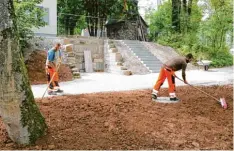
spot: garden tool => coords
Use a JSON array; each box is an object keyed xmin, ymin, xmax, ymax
[
  {"xmin": 41, "ymin": 62, "xmax": 61, "ymax": 99},
  {"xmin": 174, "ymin": 76, "xmax": 227, "ymax": 109}
]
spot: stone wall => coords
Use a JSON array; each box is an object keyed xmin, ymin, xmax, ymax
[
  {"xmin": 106, "ymin": 21, "xmax": 138, "ymax": 40},
  {"xmin": 63, "ymin": 36, "xmax": 104, "ymax": 72},
  {"xmin": 29, "ymin": 36, "xmax": 105, "ymax": 72}
]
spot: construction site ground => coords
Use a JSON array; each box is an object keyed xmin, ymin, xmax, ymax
[
  {"xmin": 0, "ymin": 86, "xmax": 232, "ymax": 150},
  {"xmin": 0, "ymin": 50, "xmax": 233, "ymax": 150}
]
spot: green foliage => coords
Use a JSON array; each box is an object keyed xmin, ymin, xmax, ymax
[
  {"xmin": 148, "ymin": 0, "xmax": 233, "ymax": 67},
  {"xmin": 105, "ymin": 0, "xmax": 139, "ymax": 21},
  {"xmin": 147, "ymin": 1, "xmax": 172, "ymax": 40},
  {"xmin": 74, "ymin": 15, "xmax": 87, "ymax": 35},
  {"xmin": 57, "ymin": 0, "xmax": 140, "ymax": 36},
  {"xmin": 14, "ymin": 0, "xmax": 46, "ymax": 50},
  {"xmin": 210, "ymin": 52, "xmax": 233, "ymax": 67},
  {"xmin": 57, "ymin": 0, "xmax": 84, "ymax": 35}
]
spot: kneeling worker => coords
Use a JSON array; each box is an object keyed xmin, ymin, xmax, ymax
[{"xmin": 152, "ymin": 53, "xmax": 193, "ymax": 101}]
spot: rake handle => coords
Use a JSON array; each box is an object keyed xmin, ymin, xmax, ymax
[
  {"xmin": 174, "ymin": 76, "xmax": 220, "ymax": 102},
  {"xmin": 41, "ymin": 63, "xmax": 61, "ymax": 99}
]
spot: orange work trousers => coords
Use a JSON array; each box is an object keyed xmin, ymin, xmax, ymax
[
  {"xmin": 46, "ymin": 66, "xmax": 59, "ymax": 89},
  {"xmin": 153, "ymin": 67, "xmax": 175, "ymax": 93}
]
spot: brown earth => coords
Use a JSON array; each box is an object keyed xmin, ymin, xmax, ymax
[
  {"xmin": 25, "ymin": 50, "xmax": 73, "ymax": 85},
  {"xmin": 0, "ymin": 86, "xmax": 233, "ymax": 150}
]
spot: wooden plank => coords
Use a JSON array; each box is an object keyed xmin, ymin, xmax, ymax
[{"xmin": 84, "ymin": 50, "xmax": 93, "ymax": 73}]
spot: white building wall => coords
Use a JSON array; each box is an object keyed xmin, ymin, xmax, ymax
[{"xmin": 33, "ymin": 0, "xmax": 57, "ymax": 36}]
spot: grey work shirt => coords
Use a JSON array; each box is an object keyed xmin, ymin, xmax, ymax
[{"xmin": 164, "ymin": 56, "xmax": 187, "ymax": 80}]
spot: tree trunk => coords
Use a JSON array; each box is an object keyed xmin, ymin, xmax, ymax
[
  {"xmin": 172, "ymin": 0, "xmax": 181, "ymax": 32},
  {"xmin": 187, "ymin": 0, "xmax": 193, "ymax": 31},
  {"xmin": 0, "ymin": 0, "xmax": 47, "ymax": 144}
]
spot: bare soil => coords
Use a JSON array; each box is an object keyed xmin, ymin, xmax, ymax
[
  {"xmin": 0, "ymin": 86, "xmax": 233, "ymax": 150},
  {"xmin": 25, "ymin": 50, "xmax": 73, "ymax": 85}
]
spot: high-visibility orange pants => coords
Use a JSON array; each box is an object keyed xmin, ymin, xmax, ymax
[
  {"xmin": 46, "ymin": 66, "xmax": 59, "ymax": 89},
  {"xmin": 153, "ymin": 67, "xmax": 175, "ymax": 93}
]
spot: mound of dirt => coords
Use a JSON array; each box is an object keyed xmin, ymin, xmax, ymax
[
  {"xmin": 25, "ymin": 50, "xmax": 73, "ymax": 85},
  {"xmin": 0, "ymin": 86, "xmax": 232, "ymax": 150}
]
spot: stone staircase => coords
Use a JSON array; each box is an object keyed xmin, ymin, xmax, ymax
[
  {"xmin": 63, "ymin": 52, "xmax": 81, "ymax": 79},
  {"xmin": 104, "ymin": 40, "xmax": 132, "ymax": 75},
  {"xmin": 122, "ymin": 40, "xmax": 162, "ymax": 73}
]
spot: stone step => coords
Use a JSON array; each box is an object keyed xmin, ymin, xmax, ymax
[
  {"xmin": 150, "ymin": 70, "xmax": 160, "ymax": 73},
  {"xmin": 142, "ymin": 60, "xmax": 162, "ymax": 64},
  {"xmin": 134, "ymin": 54, "xmax": 154, "ymax": 57},
  {"xmin": 123, "ymin": 70, "xmax": 132, "ymax": 76},
  {"xmin": 150, "ymin": 68, "xmax": 161, "ymax": 71},
  {"xmin": 73, "ymin": 72, "xmax": 80, "ymax": 76},
  {"xmin": 73, "ymin": 72, "xmax": 81, "ymax": 79},
  {"xmin": 140, "ymin": 58, "xmax": 160, "ymax": 62},
  {"xmin": 69, "ymin": 64, "xmax": 76, "ymax": 68},
  {"xmin": 120, "ymin": 66, "xmax": 128, "ymax": 70},
  {"xmin": 72, "ymin": 68, "xmax": 79, "ymax": 72},
  {"xmin": 134, "ymin": 53, "xmax": 153, "ymax": 57},
  {"xmin": 128, "ymin": 46, "xmax": 146, "ymax": 49},
  {"xmin": 138, "ymin": 56, "xmax": 157, "ymax": 59},
  {"xmin": 145, "ymin": 64, "xmax": 162, "ymax": 68},
  {"xmin": 132, "ymin": 49, "xmax": 151, "ymax": 52},
  {"xmin": 131, "ymin": 48, "xmax": 150, "ymax": 51}
]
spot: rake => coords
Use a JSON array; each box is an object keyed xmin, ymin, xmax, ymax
[
  {"xmin": 41, "ymin": 63, "xmax": 61, "ymax": 99},
  {"xmin": 175, "ymin": 76, "xmax": 227, "ymax": 109}
]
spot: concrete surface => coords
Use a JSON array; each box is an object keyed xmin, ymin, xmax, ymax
[{"xmin": 32, "ymin": 66, "xmax": 233, "ymax": 98}]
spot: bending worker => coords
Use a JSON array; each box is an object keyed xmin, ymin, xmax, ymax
[
  {"xmin": 46, "ymin": 43, "xmax": 63, "ymax": 95},
  {"xmin": 152, "ymin": 53, "xmax": 193, "ymax": 101}
]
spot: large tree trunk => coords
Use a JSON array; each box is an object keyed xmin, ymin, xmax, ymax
[
  {"xmin": 0, "ymin": 0, "xmax": 47, "ymax": 144},
  {"xmin": 172, "ymin": 0, "xmax": 181, "ymax": 32}
]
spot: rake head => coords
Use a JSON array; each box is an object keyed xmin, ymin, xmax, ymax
[{"xmin": 219, "ymin": 98, "xmax": 227, "ymax": 109}]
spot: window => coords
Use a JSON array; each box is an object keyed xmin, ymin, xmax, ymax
[
  {"xmin": 37, "ymin": 6, "xmax": 50, "ymax": 25},
  {"xmin": 43, "ymin": 8, "xmax": 49, "ymax": 25}
]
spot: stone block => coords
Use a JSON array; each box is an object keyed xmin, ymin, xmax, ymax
[
  {"xmin": 69, "ymin": 64, "xmax": 76, "ymax": 68},
  {"xmin": 63, "ymin": 44, "xmax": 73, "ymax": 52},
  {"xmin": 109, "ymin": 44, "xmax": 116, "ymax": 48},
  {"xmin": 123, "ymin": 70, "xmax": 132, "ymax": 76},
  {"xmin": 121, "ymin": 66, "xmax": 127, "ymax": 70},
  {"xmin": 116, "ymin": 62, "xmax": 123, "ymax": 66},
  {"xmin": 63, "ymin": 39, "xmax": 70, "ymax": 45},
  {"xmin": 73, "ymin": 72, "xmax": 80, "ymax": 76},
  {"xmin": 80, "ymin": 40, "xmax": 86, "ymax": 44},
  {"xmin": 67, "ymin": 53, "xmax": 75, "ymax": 57},
  {"xmin": 94, "ymin": 59, "xmax": 103, "ymax": 63},
  {"xmin": 93, "ymin": 54, "xmax": 100, "ymax": 59},
  {"xmin": 72, "ymin": 68, "xmax": 79, "ymax": 72},
  {"xmin": 115, "ymin": 53, "xmax": 122, "ymax": 62},
  {"xmin": 111, "ymin": 48, "xmax": 118, "ymax": 53}
]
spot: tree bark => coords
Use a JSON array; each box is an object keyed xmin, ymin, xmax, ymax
[
  {"xmin": 0, "ymin": 0, "xmax": 47, "ymax": 144},
  {"xmin": 172, "ymin": 0, "xmax": 181, "ymax": 32}
]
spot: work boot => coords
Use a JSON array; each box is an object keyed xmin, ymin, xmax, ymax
[
  {"xmin": 56, "ymin": 89, "xmax": 64, "ymax": 93},
  {"xmin": 48, "ymin": 91, "xmax": 57, "ymax": 95},
  {"xmin": 152, "ymin": 89, "xmax": 158, "ymax": 100},
  {"xmin": 170, "ymin": 97, "xmax": 179, "ymax": 101},
  {"xmin": 152, "ymin": 94, "xmax": 157, "ymax": 100}
]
